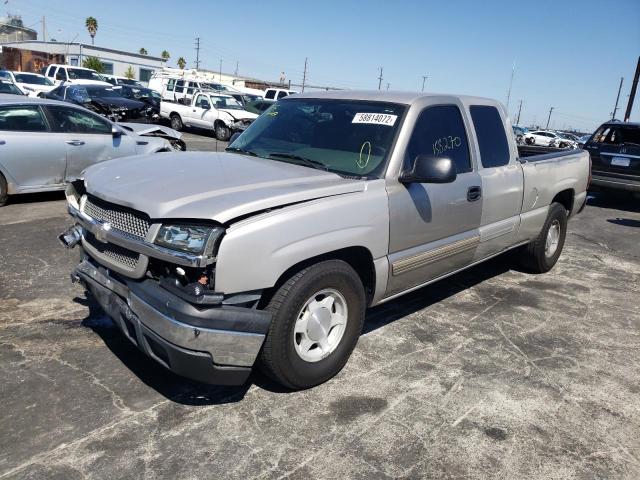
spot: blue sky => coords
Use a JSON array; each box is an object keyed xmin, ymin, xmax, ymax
[{"xmin": 6, "ymin": 0, "xmax": 640, "ymax": 131}]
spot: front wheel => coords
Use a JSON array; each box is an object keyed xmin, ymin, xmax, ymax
[
  {"xmin": 519, "ymin": 202, "xmax": 568, "ymax": 273},
  {"xmin": 214, "ymin": 122, "xmax": 231, "ymax": 141},
  {"xmin": 170, "ymin": 114, "xmax": 183, "ymax": 131},
  {"xmin": 0, "ymin": 173, "xmax": 8, "ymax": 206},
  {"xmin": 259, "ymin": 260, "xmax": 366, "ymax": 390}
]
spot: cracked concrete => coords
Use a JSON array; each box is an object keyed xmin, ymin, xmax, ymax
[{"xmin": 1, "ymin": 165, "xmax": 639, "ymax": 478}]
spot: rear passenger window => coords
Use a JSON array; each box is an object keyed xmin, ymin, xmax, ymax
[
  {"xmin": 470, "ymin": 105, "xmax": 510, "ymax": 168},
  {"xmin": 0, "ymin": 106, "xmax": 48, "ymax": 132},
  {"xmin": 175, "ymin": 80, "xmax": 185, "ymax": 93},
  {"xmin": 405, "ymin": 105, "xmax": 472, "ymax": 174}
]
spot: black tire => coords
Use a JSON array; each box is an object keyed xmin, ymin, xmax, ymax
[
  {"xmin": 519, "ymin": 202, "xmax": 568, "ymax": 273},
  {"xmin": 170, "ymin": 114, "xmax": 183, "ymax": 131},
  {"xmin": 259, "ymin": 260, "xmax": 366, "ymax": 390},
  {"xmin": 526, "ymin": 136, "xmax": 535, "ymax": 145},
  {"xmin": 214, "ymin": 122, "xmax": 231, "ymax": 141},
  {"xmin": 0, "ymin": 173, "xmax": 7, "ymax": 207}
]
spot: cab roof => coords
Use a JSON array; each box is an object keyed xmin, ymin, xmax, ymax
[{"xmin": 286, "ymin": 90, "xmax": 497, "ymax": 106}]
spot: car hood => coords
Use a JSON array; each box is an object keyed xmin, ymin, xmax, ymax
[
  {"xmin": 92, "ymin": 97, "xmax": 146, "ymax": 110},
  {"xmin": 17, "ymin": 83, "xmax": 55, "ymax": 92},
  {"xmin": 118, "ymin": 122, "xmax": 182, "ymax": 140},
  {"xmin": 83, "ymin": 152, "xmax": 365, "ymax": 223},
  {"xmin": 220, "ymin": 109, "xmax": 258, "ymax": 121},
  {"xmin": 66, "ymin": 79, "xmax": 112, "ymax": 86}
]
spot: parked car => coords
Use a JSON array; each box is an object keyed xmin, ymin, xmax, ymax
[
  {"xmin": 0, "ymin": 80, "xmax": 24, "ymax": 96},
  {"xmin": 0, "ymin": 95, "xmax": 182, "ymax": 206},
  {"xmin": 160, "ymin": 90, "xmax": 258, "ymax": 140},
  {"xmin": 43, "ymin": 64, "xmax": 111, "ymax": 87},
  {"xmin": 59, "ymin": 91, "xmax": 589, "ymax": 389},
  {"xmin": 584, "ymin": 121, "xmax": 640, "ymax": 193},
  {"xmin": 0, "ymin": 71, "xmax": 55, "ymax": 97},
  {"xmin": 44, "ymin": 84, "xmax": 153, "ymax": 122},
  {"xmin": 243, "ymin": 98, "xmax": 276, "ymax": 115},
  {"xmin": 263, "ymin": 88, "xmax": 297, "ymax": 100},
  {"xmin": 102, "ymin": 74, "xmax": 144, "ymax": 87},
  {"xmin": 117, "ymin": 84, "xmax": 161, "ymax": 119},
  {"xmin": 512, "ymin": 125, "xmax": 528, "ymax": 144},
  {"xmin": 524, "ymin": 130, "xmax": 576, "ymax": 148},
  {"xmin": 578, "ymin": 134, "xmax": 591, "ymax": 148}
]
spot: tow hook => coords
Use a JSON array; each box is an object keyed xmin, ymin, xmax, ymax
[{"xmin": 58, "ymin": 225, "xmax": 82, "ymax": 249}]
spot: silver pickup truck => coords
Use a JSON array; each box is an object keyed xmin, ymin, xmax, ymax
[{"xmin": 60, "ymin": 91, "xmax": 590, "ymax": 389}]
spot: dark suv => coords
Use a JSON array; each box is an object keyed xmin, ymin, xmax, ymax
[{"xmin": 584, "ymin": 121, "xmax": 640, "ymax": 193}]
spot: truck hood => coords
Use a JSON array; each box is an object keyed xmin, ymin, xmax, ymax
[
  {"xmin": 83, "ymin": 152, "xmax": 365, "ymax": 223},
  {"xmin": 220, "ymin": 109, "xmax": 258, "ymax": 121}
]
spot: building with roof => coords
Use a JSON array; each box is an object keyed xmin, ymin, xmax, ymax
[{"xmin": 0, "ymin": 15, "xmax": 37, "ymax": 43}]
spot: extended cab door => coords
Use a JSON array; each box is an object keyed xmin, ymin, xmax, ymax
[
  {"xmin": 467, "ymin": 104, "xmax": 524, "ymax": 259},
  {"xmin": 43, "ymin": 105, "xmax": 137, "ymax": 180},
  {"xmin": 386, "ymin": 103, "xmax": 482, "ymax": 296}
]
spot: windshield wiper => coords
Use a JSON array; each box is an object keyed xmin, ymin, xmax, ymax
[
  {"xmin": 225, "ymin": 146, "xmax": 258, "ymax": 156},
  {"xmin": 622, "ymin": 142, "xmax": 640, "ymax": 147},
  {"xmin": 267, "ymin": 152, "xmax": 329, "ymax": 171}
]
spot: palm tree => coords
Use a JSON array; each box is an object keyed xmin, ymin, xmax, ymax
[
  {"xmin": 139, "ymin": 47, "xmax": 148, "ymax": 55},
  {"xmin": 161, "ymin": 50, "xmax": 170, "ymax": 62},
  {"xmin": 177, "ymin": 57, "xmax": 186, "ymax": 69},
  {"xmin": 85, "ymin": 17, "xmax": 98, "ymax": 45}
]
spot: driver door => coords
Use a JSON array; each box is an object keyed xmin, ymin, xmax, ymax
[
  {"xmin": 43, "ymin": 105, "xmax": 137, "ymax": 180},
  {"xmin": 386, "ymin": 104, "xmax": 482, "ymax": 297},
  {"xmin": 189, "ymin": 94, "xmax": 211, "ymax": 128}
]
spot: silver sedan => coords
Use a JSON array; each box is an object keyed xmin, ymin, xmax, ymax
[{"xmin": 0, "ymin": 94, "xmax": 183, "ymax": 206}]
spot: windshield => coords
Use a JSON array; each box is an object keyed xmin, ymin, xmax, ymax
[
  {"xmin": 67, "ymin": 68, "xmax": 105, "ymax": 81},
  {"xmin": 211, "ymin": 95, "xmax": 243, "ymax": 110},
  {"xmin": 0, "ymin": 81, "xmax": 23, "ymax": 95},
  {"xmin": 203, "ymin": 82, "xmax": 227, "ymax": 91},
  {"xmin": 127, "ymin": 86, "xmax": 159, "ymax": 100},
  {"xmin": 14, "ymin": 73, "xmax": 54, "ymax": 86},
  {"xmin": 85, "ymin": 86, "xmax": 123, "ymax": 98},
  {"xmin": 229, "ymin": 99, "xmax": 406, "ymax": 177}
]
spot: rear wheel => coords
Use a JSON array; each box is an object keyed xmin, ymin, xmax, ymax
[
  {"xmin": 259, "ymin": 260, "xmax": 366, "ymax": 390},
  {"xmin": 0, "ymin": 173, "xmax": 7, "ymax": 206},
  {"xmin": 214, "ymin": 122, "xmax": 231, "ymax": 141},
  {"xmin": 170, "ymin": 114, "xmax": 183, "ymax": 131},
  {"xmin": 519, "ymin": 202, "xmax": 568, "ymax": 273}
]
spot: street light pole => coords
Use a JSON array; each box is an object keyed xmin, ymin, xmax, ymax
[
  {"xmin": 421, "ymin": 75, "xmax": 428, "ymax": 92},
  {"xmin": 546, "ymin": 107, "xmax": 555, "ymax": 129}
]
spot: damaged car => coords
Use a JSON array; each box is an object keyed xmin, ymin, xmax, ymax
[
  {"xmin": 0, "ymin": 95, "xmax": 183, "ymax": 206},
  {"xmin": 44, "ymin": 84, "xmax": 155, "ymax": 122}
]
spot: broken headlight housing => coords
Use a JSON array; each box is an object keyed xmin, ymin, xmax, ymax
[{"xmin": 154, "ymin": 224, "xmax": 224, "ymax": 255}]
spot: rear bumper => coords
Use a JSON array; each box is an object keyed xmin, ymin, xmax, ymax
[
  {"xmin": 591, "ymin": 171, "xmax": 640, "ymax": 192},
  {"xmin": 73, "ymin": 259, "xmax": 269, "ymax": 385}
]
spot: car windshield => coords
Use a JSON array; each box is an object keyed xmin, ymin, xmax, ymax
[
  {"xmin": 0, "ymin": 81, "xmax": 23, "ymax": 95},
  {"xmin": 229, "ymin": 99, "xmax": 406, "ymax": 177},
  {"xmin": 211, "ymin": 95, "xmax": 243, "ymax": 110},
  {"xmin": 85, "ymin": 86, "xmax": 124, "ymax": 98},
  {"xmin": 128, "ymin": 87, "xmax": 159, "ymax": 99},
  {"xmin": 14, "ymin": 73, "xmax": 54, "ymax": 86},
  {"xmin": 119, "ymin": 78, "xmax": 140, "ymax": 86},
  {"xmin": 67, "ymin": 68, "xmax": 104, "ymax": 81},
  {"xmin": 203, "ymin": 83, "xmax": 227, "ymax": 91}
]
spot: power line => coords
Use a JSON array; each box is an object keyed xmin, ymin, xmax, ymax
[
  {"xmin": 194, "ymin": 37, "xmax": 201, "ymax": 69},
  {"xmin": 378, "ymin": 67, "xmax": 383, "ymax": 90}
]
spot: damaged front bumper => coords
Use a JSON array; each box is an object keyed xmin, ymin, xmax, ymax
[{"xmin": 71, "ymin": 258, "xmax": 269, "ymax": 385}]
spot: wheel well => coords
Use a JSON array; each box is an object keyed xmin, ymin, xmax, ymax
[
  {"xmin": 551, "ymin": 189, "xmax": 574, "ymax": 214},
  {"xmin": 170, "ymin": 112, "xmax": 180, "ymax": 119},
  {"xmin": 258, "ymin": 247, "xmax": 376, "ymax": 308}
]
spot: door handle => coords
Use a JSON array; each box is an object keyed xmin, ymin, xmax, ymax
[
  {"xmin": 467, "ymin": 186, "xmax": 482, "ymax": 202},
  {"xmin": 65, "ymin": 140, "xmax": 85, "ymax": 146},
  {"xmin": 0, "ymin": 140, "xmax": 5, "ymax": 145}
]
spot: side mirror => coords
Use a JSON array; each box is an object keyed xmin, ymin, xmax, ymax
[
  {"xmin": 111, "ymin": 126, "xmax": 122, "ymax": 138},
  {"xmin": 399, "ymin": 154, "xmax": 457, "ymax": 184},
  {"xmin": 229, "ymin": 132, "xmax": 242, "ymax": 144}
]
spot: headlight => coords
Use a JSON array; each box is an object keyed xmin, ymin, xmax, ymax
[{"xmin": 155, "ymin": 225, "xmax": 224, "ymax": 255}]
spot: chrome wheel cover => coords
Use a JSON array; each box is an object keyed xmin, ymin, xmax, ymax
[
  {"xmin": 545, "ymin": 219, "xmax": 561, "ymax": 258},
  {"xmin": 293, "ymin": 289, "xmax": 348, "ymax": 362}
]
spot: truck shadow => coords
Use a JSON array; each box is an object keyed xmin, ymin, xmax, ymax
[
  {"xmin": 78, "ymin": 254, "xmax": 513, "ymax": 401},
  {"xmin": 587, "ymin": 190, "xmax": 640, "ymax": 213}
]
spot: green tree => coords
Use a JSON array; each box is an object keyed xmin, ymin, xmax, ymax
[
  {"xmin": 85, "ymin": 17, "xmax": 98, "ymax": 45},
  {"xmin": 82, "ymin": 56, "xmax": 104, "ymax": 73},
  {"xmin": 177, "ymin": 57, "xmax": 186, "ymax": 69},
  {"xmin": 124, "ymin": 65, "xmax": 135, "ymax": 80},
  {"xmin": 139, "ymin": 47, "xmax": 148, "ymax": 55},
  {"xmin": 161, "ymin": 50, "xmax": 170, "ymax": 61}
]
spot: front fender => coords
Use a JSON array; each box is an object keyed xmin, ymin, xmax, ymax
[{"xmin": 214, "ymin": 180, "xmax": 389, "ymax": 294}]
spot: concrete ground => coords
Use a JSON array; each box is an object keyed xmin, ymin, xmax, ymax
[{"xmin": 0, "ymin": 133, "xmax": 639, "ymax": 479}]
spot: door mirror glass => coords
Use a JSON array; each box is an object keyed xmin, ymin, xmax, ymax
[{"xmin": 400, "ymin": 154, "xmax": 457, "ymax": 184}]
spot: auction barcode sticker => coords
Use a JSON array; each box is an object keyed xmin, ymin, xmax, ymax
[{"xmin": 352, "ymin": 113, "xmax": 398, "ymax": 126}]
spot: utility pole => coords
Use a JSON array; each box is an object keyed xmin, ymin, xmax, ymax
[
  {"xmin": 194, "ymin": 37, "xmax": 201, "ymax": 69},
  {"xmin": 624, "ymin": 56, "xmax": 640, "ymax": 122},
  {"xmin": 219, "ymin": 59, "xmax": 223, "ymax": 81},
  {"xmin": 378, "ymin": 67, "xmax": 383, "ymax": 90},
  {"xmin": 516, "ymin": 100, "xmax": 523, "ymax": 125},
  {"xmin": 41, "ymin": 16, "xmax": 46, "ymax": 42},
  {"xmin": 506, "ymin": 62, "xmax": 515, "ymax": 112},
  {"xmin": 386, "ymin": 83, "xmax": 390, "ymax": 90},
  {"xmin": 301, "ymin": 57, "xmax": 308, "ymax": 93},
  {"xmin": 546, "ymin": 107, "xmax": 555, "ymax": 129},
  {"xmin": 234, "ymin": 61, "xmax": 239, "ymax": 76},
  {"xmin": 421, "ymin": 75, "xmax": 428, "ymax": 92},
  {"xmin": 611, "ymin": 77, "xmax": 624, "ymax": 120}
]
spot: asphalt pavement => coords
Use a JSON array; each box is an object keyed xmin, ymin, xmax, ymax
[{"xmin": 0, "ymin": 134, "xmax": 639, "ymax": 479}]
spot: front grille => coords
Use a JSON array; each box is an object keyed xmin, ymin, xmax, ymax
[
  {"xmin": 85, "ymin": 232, "xmax": 141, "ymax": 272},
  {"xmin": 83, "ymin": 195, "xmax": 151, "ymax": 240}
]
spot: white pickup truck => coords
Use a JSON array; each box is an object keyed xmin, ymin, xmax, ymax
[
  {"xmin": 61, "ymin": 91, "xmax": 589, "ymax": 389},
  {"xmin": 159, "ymin": 91, "xmax": 258, "ymax": 141}
]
